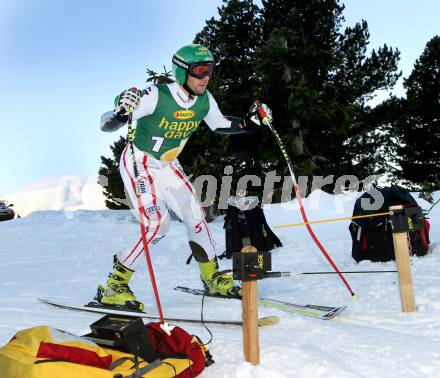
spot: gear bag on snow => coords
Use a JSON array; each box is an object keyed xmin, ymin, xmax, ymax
[
  {"xmin": 349, "ymin": 185, "xmax": 431, "ymax": 263},
  {"xmin": 220, "ymin": 196, "xmax": 282, "ymax": 259},
  {"xmin": 0, "ymin": 319, "xmax": 212, "ymax": 378}
]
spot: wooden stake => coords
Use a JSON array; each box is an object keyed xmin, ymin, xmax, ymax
[
  {"xmin": 389, "ymin": 205, "xmax": 416, "ymax": 312},
  {"xmin": 241, "ymin": 245, "xmax": 260, "ymax": 365}
]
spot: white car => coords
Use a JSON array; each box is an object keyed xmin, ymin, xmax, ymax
[{"xmin": 0, "ymin": 201, "xmax": 15, "ymax": 221}]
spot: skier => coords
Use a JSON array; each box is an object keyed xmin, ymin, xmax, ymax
[{"xmin": 97, "ymin": 44, "xmax": 272, "ymax": 311}]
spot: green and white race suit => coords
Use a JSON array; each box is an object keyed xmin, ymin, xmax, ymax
[{"xmin": 100, "ymin": 82, "xmax": 246, "ymax": 269}]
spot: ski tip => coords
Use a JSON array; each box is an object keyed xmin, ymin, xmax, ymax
[
  {"xmin": 351, "ymin": 293, "xmax": 359, "ymax": 301},
  {"xmin": 258, "ymin": 315, "xmax": 280, "ymax": 327}
]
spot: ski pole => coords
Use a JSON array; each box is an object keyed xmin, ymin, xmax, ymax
[
  {"xmin": 127, "ymin": 104, "xmax": 164, "ymax": 322},
  {"xmin": 264, "ymin": 270, "xmax": 396, "ymax": 278},
  {"xmin": 255, "ymin": 101, "xmax": 357, "ymax": 299}
]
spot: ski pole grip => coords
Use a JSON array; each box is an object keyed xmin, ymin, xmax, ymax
[
  {"xmin": 257, "ymin": 107, "xmax": 267, "ymax": 118},
  {"xmin": 254, "ymin": 100, "xmax": 267, "ymax": 119}
]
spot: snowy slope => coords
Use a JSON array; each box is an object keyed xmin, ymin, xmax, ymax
[
  {"xmin": 4, "ymin": 175, "xmax": 107, "ymax": 217},
  {"xmin": 0, "ymin": 191, "xmax": 439, "ymax": 377}
]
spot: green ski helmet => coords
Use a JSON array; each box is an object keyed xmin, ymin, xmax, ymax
[{"xmin": 172, "ymin": 44, "xmax": 214, "ymax": 85}]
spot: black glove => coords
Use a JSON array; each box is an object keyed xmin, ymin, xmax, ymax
[
  {"xmin": 243, "ymin": 100, "xmax": 273, "ymax": 131},
  {"xmin": 113, "ymin": 87, "xmax": 141, "ymax": 121}
]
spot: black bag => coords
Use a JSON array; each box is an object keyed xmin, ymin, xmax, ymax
[
  {"xmin": 349, "ymin": 185, "xmax": 430, "ymax": 262},
  {"xmin": 221, "ymin": 197, "xmax": 282, "ymax": 259}
]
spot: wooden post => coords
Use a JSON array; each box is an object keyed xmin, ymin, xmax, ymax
[
  {"xmin": 241, "ymin": 245, "xmax": 260, "ymax": 365},
  {"xmin": 389, "ymin": 205, "xmax": 416, "ymax": 312}
]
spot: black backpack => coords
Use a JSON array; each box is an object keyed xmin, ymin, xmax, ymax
[
  {"xmin": 349, "ymin": 185, "xmax": 430, "ymax": 263},
  {"xmin": 220, "ymin": 198, "xmax": 282, "ymax": 259}
]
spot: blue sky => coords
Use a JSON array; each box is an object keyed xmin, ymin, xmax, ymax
[{"xmin": 0, "ymin": 0, "xmax": 439, "ymax": 196}]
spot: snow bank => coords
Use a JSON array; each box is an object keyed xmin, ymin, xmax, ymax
[{"xmin": 5, "ymin": 175, "xmax": 107, "ymax": 217}]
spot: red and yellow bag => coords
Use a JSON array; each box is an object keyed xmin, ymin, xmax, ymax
[{"xmin": 0, "ymin": 323, "xmax": 212, "ymax": 378}]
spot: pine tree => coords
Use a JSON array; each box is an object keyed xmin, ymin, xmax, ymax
[
  {"xmin": 257, "ymin": 0, "xmax": 401, "ymax": 185},
  {"xmin": 390, "ymin": 36, "xmax": 440, "ymax": 191},
  {"xmin": 98, "ymin": 136, "xmax": 130, "ymax": 209},
  {"xmin": 187, "ymin": 0, "xmax": 401, "ymax": 197},
  {"xmin": 145, "ymin": 67, "xmax": 174, "ymax": 85}
]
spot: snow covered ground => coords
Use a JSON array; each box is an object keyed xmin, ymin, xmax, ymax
[{"xmin": 0, "ymin": 190, "xmax": 439, "ymax": 377}]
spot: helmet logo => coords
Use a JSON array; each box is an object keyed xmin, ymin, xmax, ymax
[
  {"xmin": 196, "ymin": 48, "xmax": 209, "ymax": 56},
  {"xmin": 172, "ymin": 55, "xmax": 188, "ymax": 69},
  {"xmin": 174, "ymin": 110, "xmax": 196, "ymax": 120}
]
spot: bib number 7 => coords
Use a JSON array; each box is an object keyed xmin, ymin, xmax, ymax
[{"xmin": 151, "ymin": 136, "xmax": 165, "ymax": 152}]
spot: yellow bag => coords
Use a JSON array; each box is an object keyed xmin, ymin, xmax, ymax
[{"xmin": 0, "ymin": 326, "xmax": 193, "ymax": 378}]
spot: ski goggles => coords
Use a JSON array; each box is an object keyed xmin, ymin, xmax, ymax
[{"xmin": 188, "ymin": 62, "xmax": 214, "ymax": 79}]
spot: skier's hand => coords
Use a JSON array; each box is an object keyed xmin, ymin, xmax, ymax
[
  {"xmin": 242, "ymin": 100, "xmax": 272, "ymax": 131},
  {"xmin": 113, "ymin": 87, "xmax": 141, "ymax": 121},
  {"xmin": 249, "ymin": 100, "xmax": 272, "ymax": 126}
]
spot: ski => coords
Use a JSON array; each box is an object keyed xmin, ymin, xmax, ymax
[
  {"xmin": 174, "ymin": 286, "xmax": 346, "ymax": 320},
  {"xmin": 38, "ymin": 298, "xmax": 279, "ymax": 327}
]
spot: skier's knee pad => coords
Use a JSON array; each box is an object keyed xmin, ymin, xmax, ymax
[{"xmin": 189, "ymin": 241, "xmax": 210, "ymax": 263}]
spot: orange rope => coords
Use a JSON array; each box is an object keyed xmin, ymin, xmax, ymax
[{"xmin": 274, "ymin": 211, "xmax": 392, "ymax": 229}]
